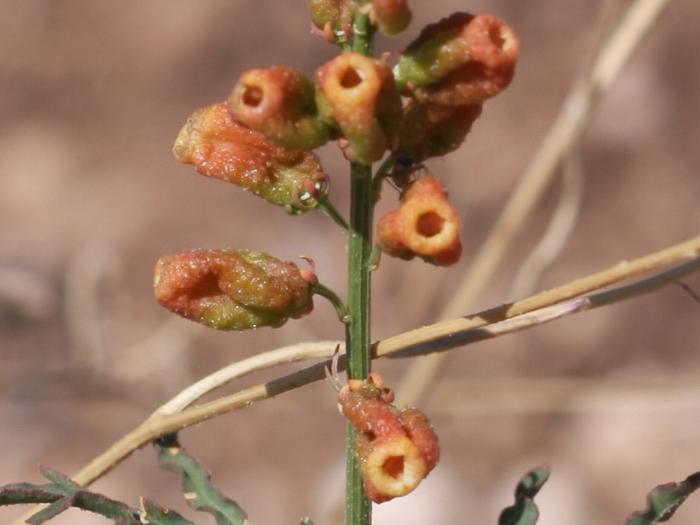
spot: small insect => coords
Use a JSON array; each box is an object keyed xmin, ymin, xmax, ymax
[{"xmin": 390, "ymin": 151, "xmax": 430, "ymax": 192}]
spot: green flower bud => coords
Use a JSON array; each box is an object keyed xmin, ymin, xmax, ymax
[
  {"xmin": 316, "ymin": 52, "xmax": 402, "ymax": 165},
  {"xmin": 395, "ymin": 13, "xmax": 519, "ymax": 105},
  {"xmin": 173, "ymin": 102, "xmax": 328, "ymax": 214},
  {"xmin": 229, "ymin": 66, "xmax": 331, "ymax": 150},
  {"xmin": 308, "ymin": 0, "xmax": 353, "ymax": 43},
  {"xmin": 154, "ymin": 249, "xmax": 315, "ymax": 331}
]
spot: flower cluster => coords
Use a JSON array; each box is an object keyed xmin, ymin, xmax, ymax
[
  {"xmin": 156, "ymin": 4, "xmax": 519, "ymax": 509},
  {"xmin": 338, "ymin": 373, "xmax": 440, "ymax": 503}
]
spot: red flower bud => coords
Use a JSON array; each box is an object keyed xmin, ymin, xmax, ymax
[
  {"xmin": 229, "ymin": 66, "xmax": 330, "ymax": 150},
  {"xmin": 339, "ymin": 374, "xmax": 439, "ymax": 503},
  {"xmin": 173, "ymin": 102, "xmax": 327, "ymax": 214},
  {"xmin": 395, "ymin": 13, "xmax": 519, "ymax": 105},
  {"xmin": 371, "ymin": 0, "xmax": 411, "ymax": 35},
  {"xmin": 316, "ymin": 52, "xmax": 402, "ymax": 165},
  {"xmin": 397, "ymin": 102, "xmax": 482, "ymax": 163},
  {"xmin": 154, "ymin": 249, "xmax": 314, "ymax": 331},
  {"xmin": 377, "ymin": 177, "xmax": 462, "ymax": 266}
]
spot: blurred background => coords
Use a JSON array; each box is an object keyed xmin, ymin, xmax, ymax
[{"xmin": 1, "ymin": 0, "xmax": 699, "ymax": 523}]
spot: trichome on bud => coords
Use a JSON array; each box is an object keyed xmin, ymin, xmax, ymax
[
  {"xmin": 173, "ymin": 102, "xmax": 328, "ymax": 214},
  {"xmin": 154, "ymin": 249, "xmax": 314, "ymax": 331}
]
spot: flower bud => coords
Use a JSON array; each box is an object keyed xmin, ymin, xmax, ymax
[
  {"xmin": 172, "ymin": 102, "xmax": 328, "ymax": 214},
  {"xmin": 154, "ymin": 249, "xmax": 314, "ymax": 331},
  {"xmin": 372, "ymin": 0, "xmax": 411, "ymax": 35},
  {"xmin": 377, "ymin": 177, "xmax": 462, "ymax": 266},
  {"xmin": 339, "ymin": 374, "xmax": 439, "ymax": 503},
  {"xmin": 308, "ymin": 0, "xmax": 353, "ymax": 43},
  {"xmin": 229, "ymin": 66, "xmax": 331, "ymax": 150},
  {"xmin": 316, "ymin": 52, "xmax": 402, "ymax": 165},
  {"xmin": 397, "ymin": 102, "xmax": 482, "ymax": 163},
  {"xmin": 395, "ymin": 13, "xmax": 519, "ymax": 105}
]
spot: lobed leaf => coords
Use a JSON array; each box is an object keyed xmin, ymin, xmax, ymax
[
  {"xmin": 498, "ymin": 465, "xmax": 551, "ymax": 525},
  {"xmin": 158, "ymin": 443, "xmax": 248, "ymax": 525},
  {"xmin": 142, "ymin": 499, "xmax": 196, "ymax": 525},
  {"xmin": 624, "ymin": 472, "xmax": 700, "ymax": 525}
]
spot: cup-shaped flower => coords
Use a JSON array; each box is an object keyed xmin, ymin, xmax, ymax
[
  {"xmin": 229, "ymin": 66, "xmax": 330, "ymax": 150},
  {"xmin": 395, "ymin": 13, "xmax": 519, "ymax": 105},
  {"xmin": 371, "ymin": 0, "xmax": 411, "ymax": 35},
  {"xmin": 397, "ymin": 102, "xmax": 482, "ymax": 164},
  {"xmin": 377, "ymin": 177, "xmax": 462, "ymax": 266},
  {"xmin": 339, "ymin": 375, "xmax": 439, "ymax": 503},
  {"xmin": 316, "ymin": 52, "xmax": 402, "ymax": 165},
  {"xmin": 154, "ymin": 249, "xmax": 314, "ymax": 331},
  {"xmin": 173, "ymin": 102, "xmax": 328, "ymax": 214}
]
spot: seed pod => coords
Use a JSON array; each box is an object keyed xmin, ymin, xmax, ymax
[
  {"xmin": 372, "ymin": 0, "xmax": 411, "ymax": 35},
  {"xmin": 377, "ymin": 177, "xmax": 462, "ymax": 266},
  {"xmin": 397, "ymin": 102, "xmax": 482, "ymax": 164},
  {"xmin": 172, "ymin": 102, "xmax": 328, "ymax": 214},
  {"xmin": 338, "ymin": 374, "xmax": 439, "ymax": 503},
  {"xmin": 395, "ymin": 13, "xmax": 519, "ymax": 105},
  {"xmin": 229, "ymin": 66, "xmax": 330, "ymax": 150},
  {"xmin": 316, "ymin": 52, "xmax": 402, "ymax": 165},
  {"xmin": 154, "ymin": 249, "xmax": 314, "ymax": 331}
]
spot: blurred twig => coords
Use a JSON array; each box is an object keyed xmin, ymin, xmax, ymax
[
  {"xmin": 64, "ymin": 240, "xmax": 120, "ymax": 373},
  {"xmin": 508, "ymin": 149, "xmax": 584, "ymax": 300},
  {"xmin": 429, "ymin": 374, "xmax": 700, "ymax": 416},
  {"xmin": 395, "ymin": 0, "xmax": 672, "ymax": 407},
  {"xmin": 14, "ymin": 234, "xmax": 695, "ymax": 512},
  {"xmin": 0, "ymin": 267, "xmax": 57, "ymax": 323}
]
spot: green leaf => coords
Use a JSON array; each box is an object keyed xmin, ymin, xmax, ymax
[
  {"xmin": 40, "ymin": 467, "xmax": 79, "ymax": 489},
  {"xmin": 300, "ymin": 518, "xmax": 315, "ymax": 525},
  {"xmin": 624, "ymin": 472, "xmax": 700, "ymax": 524},
  {"xmin": 142, "ymin": 499, "xmax": 196, "ymax": 525},
  {"xmin": 498, "ymin": 465, "xmax": 551, "ymax": 525},
  {"xmin": 2, "ymin": 467, "xmax": 191, "ymax": 525},
  {"xmin": 158, "ymin": 443, "xmax": 248, "ymax": 525},
  {"xmin": 26, "ymin": 496, "xmax": 75, "ymax": 525}
]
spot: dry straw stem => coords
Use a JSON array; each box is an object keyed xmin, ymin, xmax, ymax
[
  {"xmin": 15, "ymin": 234, "xmax": 694, "ymax": 510},
  {"xmin": 395, "ymin": 0, "xmax": 672, "ymax": 407}
]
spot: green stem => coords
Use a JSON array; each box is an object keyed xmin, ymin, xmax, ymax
[
  {"xmin": 345, "ymin": 162, "xmax": 374, "ymax": 525},
  {"xmin": 345, "ymin": 6, "xmax": 375, "ymax": 525},
  {"xmin": 312, "ymin": 282, "xmax": 349, "ymax": 323},
  {"xmin": 371, "ymin": 154, "xmax": 397, "ymax": 201},
  {"xmin": 318, "ymin": 196, "xmax": 350, "ymax": 233}
]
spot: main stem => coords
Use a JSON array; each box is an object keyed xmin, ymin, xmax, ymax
[
  {"xmin": 345, "ymin": 7, "xmax": 374, "ymax": 525},
  {"xmin": 345, "ymin": 164, "xmax": 374, "ymax": 525}
]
